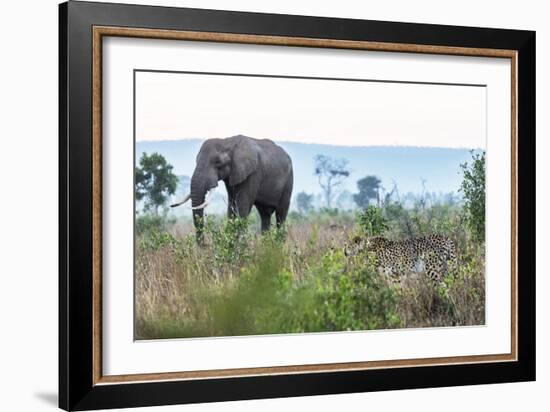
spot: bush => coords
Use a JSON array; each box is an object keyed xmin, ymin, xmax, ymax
[
  {"xmin": 357, "ymin": 205, "xmax": 388, "ymax": 236},
  {"xmin": 460, "ymin": 151, "xmax": 486, "ymax": 243},
  {"xmin": 138, "ymin": 229, "xmax": 179, "ymax": 250},
  {"xmin": 302, "ymin": 249, "xmax": 402, "ymax": 331},
  {"xmin": 208, "ymin": 216, "xmax": 253, "ymax": 266},
  {"xmin": 136, "ymin": 213, "xmax": 174, "ymax": 235}
]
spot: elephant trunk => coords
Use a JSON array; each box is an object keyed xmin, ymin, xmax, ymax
[{"xmin": 190, "ymin": 172, "xmax": 208, "ymax": 243}]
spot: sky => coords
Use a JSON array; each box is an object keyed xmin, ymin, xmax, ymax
[{"xmin": 135, "ymin": 71, "xmax": 486, "ymax": 149}]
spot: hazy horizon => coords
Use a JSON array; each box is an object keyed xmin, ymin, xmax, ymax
[
  {"xmin": 136, "ymin": 136, "xmax": 482, "ymax": 150},
  {"xmin": 136, "ymin": 139, "xmax": 480, "ymax": 214}
]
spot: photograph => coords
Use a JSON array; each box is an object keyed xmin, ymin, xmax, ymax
[
  {"xmin": 55, "ymin": 2, "xmax": 536, "ymax": 410},
  {"xmin": 134, "ymin": 69, "xmax": 487, "ymax": 340}
]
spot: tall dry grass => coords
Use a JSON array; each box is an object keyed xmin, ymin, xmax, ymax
[{"xmin": 135, "ymin": 211, "xmax": 485, "ymax": 339}]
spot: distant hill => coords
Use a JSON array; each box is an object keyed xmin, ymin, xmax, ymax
[{"xmin": 136, "ymin": 138, "xmax": 479, "ymax": 214}]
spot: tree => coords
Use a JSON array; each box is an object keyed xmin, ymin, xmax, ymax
[
  {"xmin": 353, "ymin": 175, "xmax": 382, "ymax": 208},
  {"xmin": 460, "ymin": 151, "xmax": 486, "ymax": 242},
  {"xmin": 296, "ymin": 191, "xmax": 314, "ymax": 214},
  {"xmin": 314, "ymin": 155, "xmax": 350, "ymax": 208},
  {"xmin": 135, "ymin": 152, "xmax": 178, "ymax": 214}
]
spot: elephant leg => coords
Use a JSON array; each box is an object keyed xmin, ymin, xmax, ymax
[
  {"xmin": 275, "ymin": 208, "xmax": 288, "ymax": 228},
  {"xmin": 275, "ymin": 180, "xmax": 292, "ymax": 228},
  {"xmin": 233, "ymin": 188, "xmax": 254, "ymax": 218},
  {"xmin": 256, "ymin": 204, "xmax": 274, "ymax": 232}
]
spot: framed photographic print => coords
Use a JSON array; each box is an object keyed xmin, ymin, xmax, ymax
[{"xmin": 59, "ymin": 1, "xmax": 535, "ymax": 410}]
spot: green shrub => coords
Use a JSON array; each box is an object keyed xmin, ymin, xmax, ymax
[
  {"xmin": 460, "ymin": 151, "xmax": 486, "ymax": 243},
  {"xmin": 136, "ymin": 213, "xmax": 175, "ymax": 235},
  {"xmin": 306, "ymin": 250, "xmax": 402, "ymax": 331},
  {"xmin": 357, "ymin": 205, "xmax": 388, "ymax": 236},
  {"xmin": 198, "ymin": 247, "xmax": 403, "ymax": 336},
  {"xmin": 209, "ymin": 216, "xmax": 253, "ymax": 266},
  {"xmin": 137, "ymin": 228, "xmax": 177, "ymax": 250},
  {"xmin": 263, "ymin": 224, "xmax": 288, "ymax": 244},
  {"xmin": 206, "ymin": 240, "xmax": 291, "ymax": 336}
]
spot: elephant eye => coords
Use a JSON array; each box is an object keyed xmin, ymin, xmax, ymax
[{"xmin": 215, "ymin": 156, "xmax": 228, "ymax": 167}]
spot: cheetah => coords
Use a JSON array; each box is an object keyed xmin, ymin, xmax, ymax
[{"xmin": 344, "ymin": 234, "xmax": 457, "ymax": 282}]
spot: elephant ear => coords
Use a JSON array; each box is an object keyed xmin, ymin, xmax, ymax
[{"xmin": 229, "ymin": 136, "xmax": 259, "ymax": 187}]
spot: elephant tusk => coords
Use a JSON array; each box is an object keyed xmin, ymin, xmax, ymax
[
  {"xmin": 191, "ymin": 187, "xmax": 216, "ymax": 210},
  {"xmin": 191, "ymin": 200, "xmax": 210, "ymax": 210},
  {"xmin": 170, "ymin": 193, "xmax": 191, "ymax": 208}
]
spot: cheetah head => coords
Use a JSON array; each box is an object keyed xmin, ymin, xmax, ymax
[{"xmin": 343, "ymin": 235, "xmax": 364, "ymax": 257}]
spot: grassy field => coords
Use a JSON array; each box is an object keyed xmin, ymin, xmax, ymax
[{"xmin": 135, "ymin": 205, "xmax": 485, "ymax": 340}]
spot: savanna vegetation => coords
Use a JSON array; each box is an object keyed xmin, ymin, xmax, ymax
[{"xmin": 135, "ymin": 151, "xmax": 486, "ymax": 339}]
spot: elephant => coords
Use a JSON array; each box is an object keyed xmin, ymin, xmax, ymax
[{"xmin": 171, "ymin": 135, "xmax": 293, "ymax": 240}]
